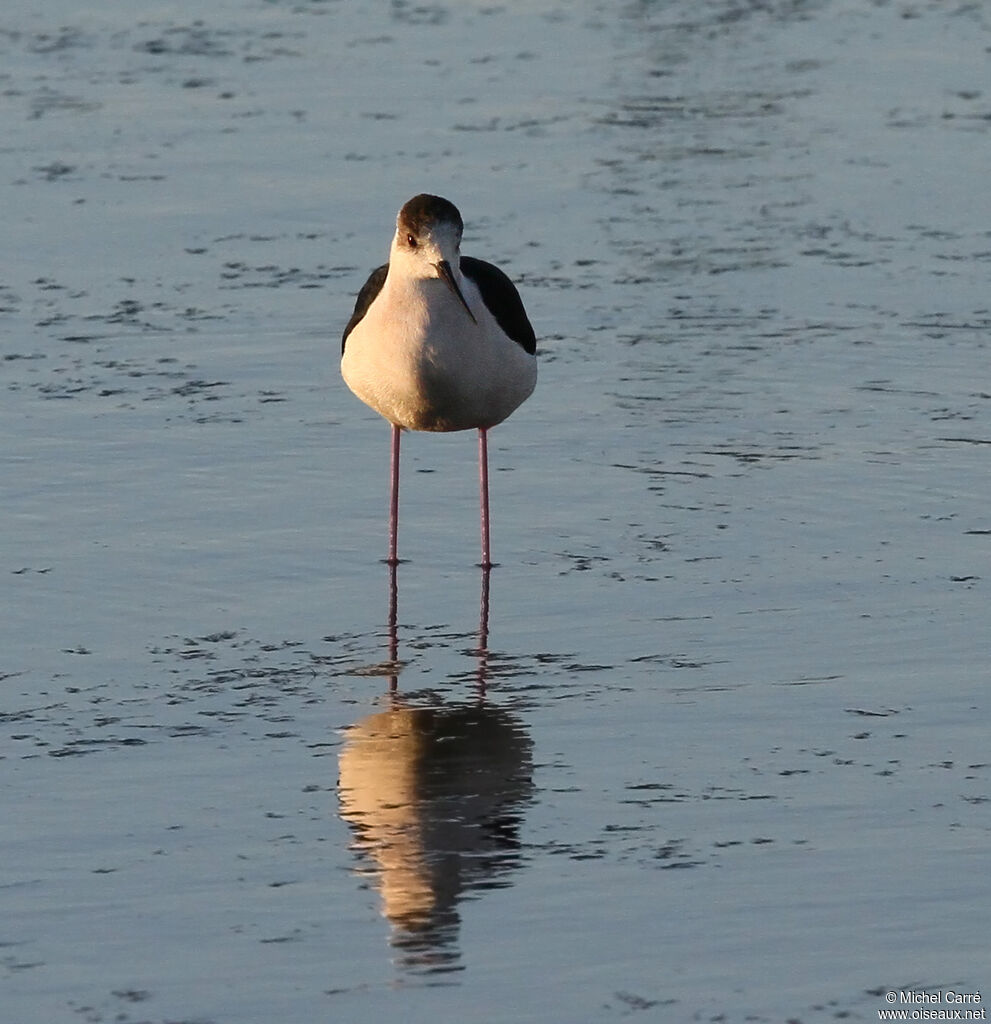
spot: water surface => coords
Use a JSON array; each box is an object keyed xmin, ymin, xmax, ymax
[{"xmin": 3, "ymin": 1, "xmax": 989, "ymax": 1021}]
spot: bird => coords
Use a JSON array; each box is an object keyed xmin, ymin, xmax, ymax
[{"xmin": 341, "ymin": 194, "xmax": 537, "ymax": 568}]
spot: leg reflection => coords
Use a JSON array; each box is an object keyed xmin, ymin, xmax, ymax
[
  {"xmin": 476, "ymin": 565, "xmax": 490, "ymax": 697},
  {"xmin": 337, "ymin": 562, "xmax": 533, "ymax": 973}
]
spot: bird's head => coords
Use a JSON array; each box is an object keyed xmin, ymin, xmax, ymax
[{"xmin": 391, "ymin": 194, "xmax": 477, "ymax": 323}]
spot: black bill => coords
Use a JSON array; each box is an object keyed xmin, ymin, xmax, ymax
[{"xmin": 435, "ymin": 260, "xmax": 477, "ymax": 324}]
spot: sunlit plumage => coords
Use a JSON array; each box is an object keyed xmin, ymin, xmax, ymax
[{"xmin": 342, "ymin": 194, "xmax": 537, "ymax": 567}]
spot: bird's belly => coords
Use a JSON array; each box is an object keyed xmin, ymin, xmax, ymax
[{"xmin": 342, "ymin": 310, "xmax": 536, "ymax": 432}]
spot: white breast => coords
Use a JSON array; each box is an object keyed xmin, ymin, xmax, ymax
[{"xmin": 342, "ymin": 272, "xmax": 536, "ymax": 432}]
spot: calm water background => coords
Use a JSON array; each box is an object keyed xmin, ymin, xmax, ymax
[{"xmin": 3, "ymin": 1, "xmax": 989, "ymax": 1021}]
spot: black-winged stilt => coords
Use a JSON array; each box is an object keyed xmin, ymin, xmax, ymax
[{"xmin": 341, "ymin": 194, "xmax": 537, "ymax": 568}]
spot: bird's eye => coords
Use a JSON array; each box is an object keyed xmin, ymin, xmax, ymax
[{"xmin": 406, "ymin": 234, "xmax": 417, "ymax": 249}]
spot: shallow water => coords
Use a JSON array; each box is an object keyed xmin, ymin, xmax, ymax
[{"xmin": 3, "ymin": 1, "xmax": 989, "ymax": 1021}]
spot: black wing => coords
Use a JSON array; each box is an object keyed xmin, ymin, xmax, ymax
[
  {"xmin": 461, "ymin": 256, "xmax": 536, "ymax": 355},
  {"xmin": 341, "ymin": 263, "xmax": 388, "ymax": 354}
]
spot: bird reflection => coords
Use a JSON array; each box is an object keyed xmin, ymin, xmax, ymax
[{"xmin": 338, "ymin": 567, "xmax": 533, "ymax": 973}]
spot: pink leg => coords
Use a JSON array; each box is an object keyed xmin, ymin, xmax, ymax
[
  {"xmin": 388, "ymin": 424, "xmax": 401, "ymax": 565},
  {"xmin": 387, "ymin": 559, "xmax": 399, "ymax": 692},
  {"xmin": 478, "ymin": 427, "xmax": 492, "ymax": 569}
]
